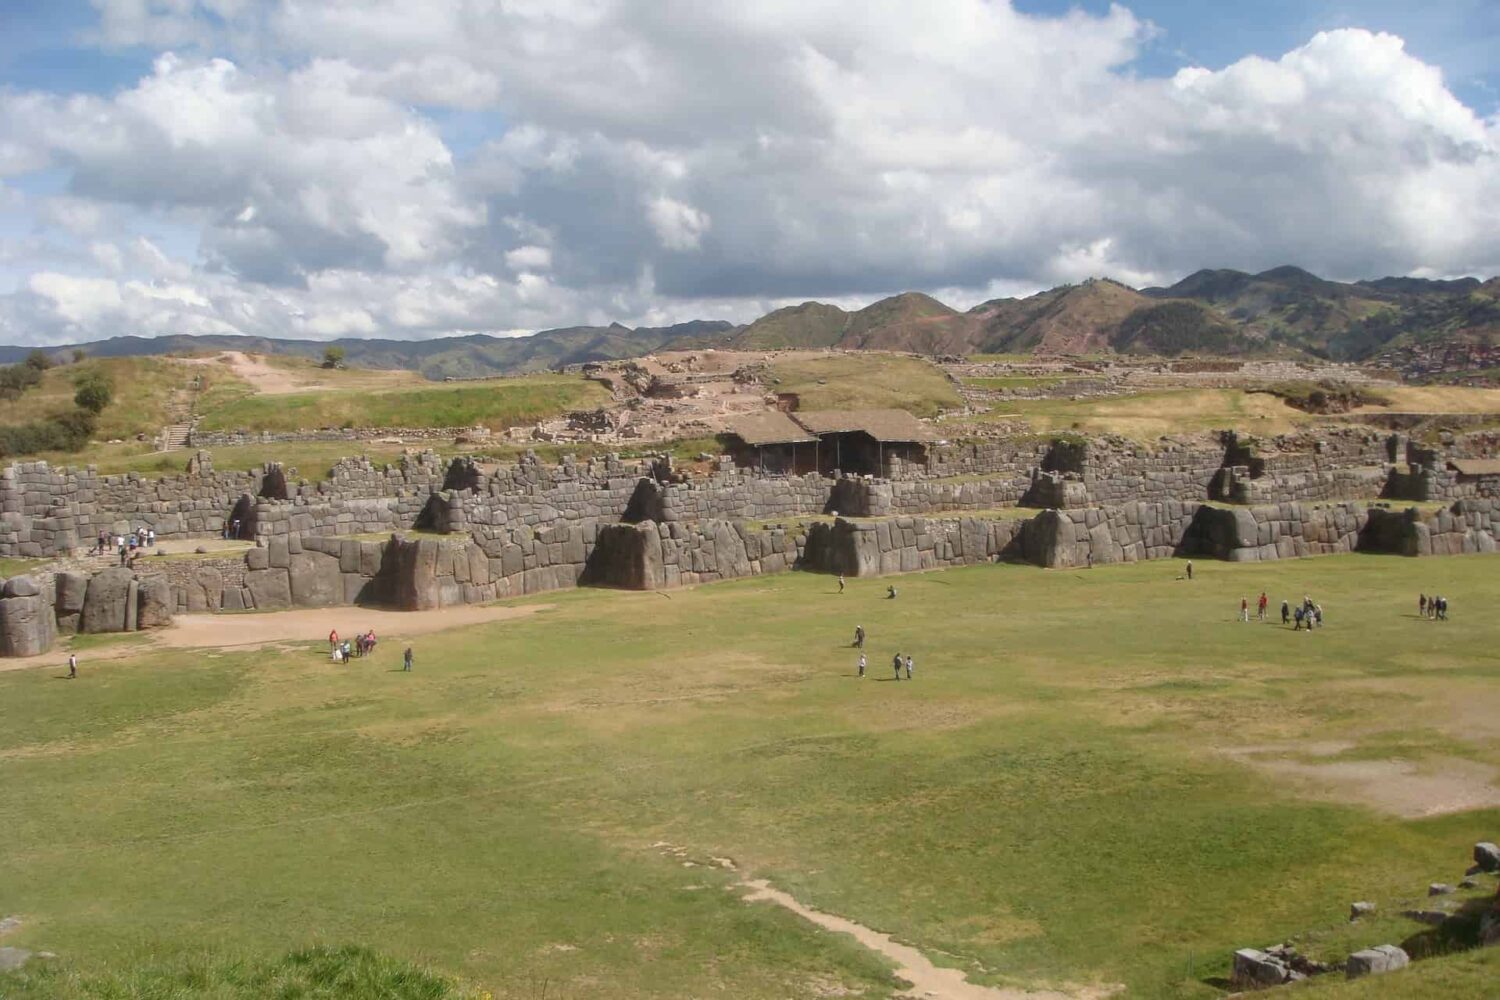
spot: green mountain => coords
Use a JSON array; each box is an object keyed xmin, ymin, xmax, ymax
[{"xmin": 732, "ymin": 302, "xmax": 849, "ymax": 349}]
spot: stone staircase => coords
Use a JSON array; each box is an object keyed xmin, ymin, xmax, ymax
[{"xmin": 157, "ymin": 422, "xmax": 193, "ymax": 452}]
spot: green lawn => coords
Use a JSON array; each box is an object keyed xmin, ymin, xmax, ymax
[
  {"xmin": 195, "ymin": 374, "xmax": 609, "ymax": 434},
  {"xmin": 2, "ymin": 554, "xmax": 1498, "ymax": 998}
]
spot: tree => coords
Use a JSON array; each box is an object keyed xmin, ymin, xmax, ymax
[
  {"xmin": 24, "ymin": 349, "xmax": 53, "ymax": 372},
  {"xmin": 72, "ymin": 348, "xmax": 87, "ymax": 363},
  {"xmin": 322, "ymin": 346, "xmax": 346, "ymax": 369},
  {"xmin": 74, "ymin": 373, "xmax": 114, "ymax": 414}
]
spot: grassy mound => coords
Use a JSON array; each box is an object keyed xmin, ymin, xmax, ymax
[
  {"xmin": 764, "ymin": 353, "xmax": 960, "ymax": 417},
  {"xmin": 1, "ymin": 945, "xmax": 477, "ymax": 999},
  {"xmin": 194, "ymin": 374, "xmax": 608, "ymax": 434}
]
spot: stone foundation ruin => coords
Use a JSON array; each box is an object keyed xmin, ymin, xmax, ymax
[{"xmin": 1, "ymin": 423, "xmax": 1498, "ymax": 658}]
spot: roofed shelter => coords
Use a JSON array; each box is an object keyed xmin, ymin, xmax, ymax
[
  {"xmin": 721, "ymin": 412, "xmax": 819, "ymax": 474},
  {"xmin": 793, "ymin": 409, "xmax": 935, "ymax": 477}
]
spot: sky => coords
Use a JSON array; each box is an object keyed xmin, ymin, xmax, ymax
[{"xmin": 0, "ymin": 1, "xmax": 1497, "ymax": 346}]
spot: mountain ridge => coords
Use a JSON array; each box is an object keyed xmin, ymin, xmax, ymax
[{"xmin": 4, "ymin": 267, "xmax": 1494, "ymax": 377}]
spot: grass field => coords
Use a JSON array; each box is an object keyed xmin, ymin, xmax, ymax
[
  {"xmin": 766, "ymin": 354, "xmax": 962, "ymax": 418},
  {"xmin": 2, "ymin": 553, "xmax": 1497, "ymax": 998},
  {"xmin": 195, "ymin": 373, "xmax": 609, "ymax": 435}
]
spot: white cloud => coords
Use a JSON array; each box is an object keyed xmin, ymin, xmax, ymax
[
  {"xmin": 0, "ymin": 5, "xmax": 1496, "ymax": 347},
  {"xmin": 646, "ymin": 196, "xmax": 710, "ymax": 251}
]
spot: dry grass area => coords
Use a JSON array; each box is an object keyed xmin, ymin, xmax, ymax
[
  {"xmin": 984, "ymin": 388, "xmax": 1306, "ymax": 437},
  {"xmin": 765, "ymin": 353, "xmax": 962, "ymax": 418}
]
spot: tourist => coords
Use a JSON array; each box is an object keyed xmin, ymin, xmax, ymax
[
  {"xmin": 887, "ymin": 584, "xmax": 898, "ymax": 599},
  {"xmin": 1313, "ymin": 604, "xmax": 1323, "ymax": 627},
  {"xmin": 904, "ymin": 654, "xmax": 913, "ymax": 679},
  {"xmin": 1293, "ymin": 606, "xmax": 1304, "ymax": 630},
  {"xmin": 1186, "ymin": 560, "xmax": 1193, "ymax": 580},
  {"xmin": 146, "ymin": 527, "xmax": 155, "ymax": 548},
  {"xmin": 1240, "ymin": 597, "xmax": 1249, "ymax": 622},
  {"xmin": 892, "ymin": 652, "xmax": 902, "ymax": 681},
  {"xmin": 117, "ymin": 541, "xmax": 127, "ymax": 566},
  {"xmin": 67, "ymin": 652, "xmax": 77, "ymax": 679},
  {"xmin": 1257, "ymin": 592, "xmax": 1268, "ymax": 621},
  {"xmin": 365, "ymin": 630, "xmax": 377, "ymax": 655},
  {"xmin": 854, "ymin": 625, "xmax": 865, "ymax": 649},
  {"xmin": 330, "ymin": 629, "xmax": 340, "ymax": 654},
  {"xmin": 1436, "ymin": 596, "xmax": 1447, "ymax": 620},
  {"xmin": 838, "ymin": 574, "xmax": 845, "ymax": 593},
  {"xmin": 341, "ymin": 640, "xmax": 352, "ymax": 662},
  {"xmin": 231, "ymin": 518, "xmax": 242, "ymax": 540},
  {"xmin": 857, "ymin": 653, "xmax": 866, "ymax": 678},
  {"xmin": 1419, "ymin": 594, "xmax": 1427, "ymax": 617},
  {"xmin": 1280, "ymin": 600, "xmax": 1290, "ymax": 625},
  {"xmin": 403, "ymin": 647, "xmax": 413, "ymax": 672}
]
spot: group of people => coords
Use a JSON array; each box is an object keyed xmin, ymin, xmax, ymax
[
  {"xmin": 1239, "ymin": 592, "xmax": 1325, "ymax": 629},
  {"xmin": 1418, "ymin": 594, "xmax": 1450, "ymax": 620},
  {"xmin": 222, "ymin": 519, "xmax": 244, "ymax": 540},
  {"xmin": 95, "ymin": 526, "xmax": 155, "ymax": 564},
  {"xmin": 329, "ymin": 627, "xmax": 380, "ymax": 663},
  {"xmin": 851, "ymin": 625, "xmax": 915, "ymax": 680},
  {"xmin": 328, "ymin": 628, "xmax": 415, "ymax": 670}
]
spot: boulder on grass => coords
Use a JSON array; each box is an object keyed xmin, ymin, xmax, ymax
[
  {"xmin": 1231, "ymin": 948, "xmax": 1289, "ymax": 988},
  {"xmin": 1346, "ymin": 945, "xmax": 1408, "ymax": 980},
  {"xmin": 136, "ymin": 576, "xmax": 173, "ymax": 629},
  {"xmin": 81, "ymin": 568, "xmax": 135, "ymax": 633},
  {"xmin": 1475, "ymin": 842, "xmax": 1500, "ymax": 874}
]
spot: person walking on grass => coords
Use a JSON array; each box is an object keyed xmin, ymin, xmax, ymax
[
  {"xmin": 904, "ymin": 654, "xmax": 913, "ymax": 680},
  {"xmin": 892, "ymin": 653, "xmax": 903, "ymax": 681},
  {"xmin": 1419, "ymin": 593, "xmax": 1427, "ymax": 618},
  {"xmin": 329, "ymin": 629, "xmax": 339, "ymax": 654},
  {"xmin": 1240, "ymin": 597, "xmax": 1250, "ymax": 622},
  {"xmin": 857, "ymin": 653, "xmax": 866, "ymax": 678},
  {"xmin": 67, "ymin": 652, "xmax": 77, "ymax": 679},
  {"xmin": 1281, "ymin": 600, "xmax": 1290, "ymax": 626},
  {"xmin": 403, "ymin": 647, "xmax": 413, "ymax": 672},
  {"xmin": 1186, "ymin": 560, "xmax": 1193, "ymax": 581},
  {"xmin": 838, "ymin": 574, "xmax": 845, "ymax": 594},
  {"xmin": 1258, "ymin": 592, "xmax": 1268, "ymax": 621}
]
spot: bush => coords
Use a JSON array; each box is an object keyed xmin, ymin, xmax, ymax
[
  {"xmin": 0, "ymin": 362, "xmax": 44, "ymax": 400},
  {"xmin": 323, "ymin": 346, "xmax": 346, "ymax": 368},
  {"xmin": 23, "ymin": 349, "xmax": 54, "ymax": 372},
  {"xmin": 74, "ymin": 372, "xmax": 114, "ymax": 414},
  {"xmin": 0, "ymin": 410, "xmax": 96, "ymax": 459}
]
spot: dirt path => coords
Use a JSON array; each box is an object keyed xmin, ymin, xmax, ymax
[
  {"xmin": 740, "ymin": 879, "xmax": 1093, "ymax": 1000},
  {"xmin": 0, "ymin": 603, "xmax": 552, "ymax": 672},
  {"xmin": 180, "ymin": 351, "xmax": 313, "ymax": 394}
]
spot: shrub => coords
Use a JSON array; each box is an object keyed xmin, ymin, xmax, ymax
[
  {"xmin": 323, "ymin": 346, "xmax": 346, "ymax": 368},
  {"xmin": 0, "ymin": 362, "xmax": 44, "ymax": 400},
  {"xmin": 74, "ymin": 372, "xmax": 114, "ymax": 414}
]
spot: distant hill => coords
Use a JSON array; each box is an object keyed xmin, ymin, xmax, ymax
[
  {"xmin": 1, "ymin": 321, "xmax": 738, "ymax": 380},
  {"xmin": 733, "ymin": 302, "xmax": 849, "ymax": 349},
  {"xmin": 973, "ymin": 279, "xmax": 1164, "ymax": 354},
  {"xmin": 5, "ymin": 266, "xmax": 1495, "ymax": 372}
]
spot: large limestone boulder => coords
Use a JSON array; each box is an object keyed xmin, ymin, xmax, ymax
[
  {"xmin": 1231, "ymin": 949, "xmax": 1289, "ymax": 988},
  {"xmin": 1475, "ymin": 842, "xmax": 1500, "ymax": 873},
  {"xmin": 376, "ymin": 537, "xmax": 440, "ymax": 610},
  {"xmin": 54, "ymin": 571, "xmax": 88, "ymax": 634},
  {"xmin": 0, "ymin": 577, "xmax": 55, "ymax": 657},
  {"xmin": 136, "ymin": 576, "xmax": 173, "ymax": 629},
  {"xmin": 186, "ymin": 566, "xmax": 224, "ymax": 613},
  {"xmin": 1346, "ymin": 945, "xmax": 1408, "ymax": 980},
  {"xmin": 288, "ymin": 551, "xmax": 342, "ymax": 607},
  {"xmin": 243, "ymin": 567, "xmax": 292, "ymax": 610},
  {"xmin": 81, "ymin": 567, "xmax": 136, "ymax": 633}
]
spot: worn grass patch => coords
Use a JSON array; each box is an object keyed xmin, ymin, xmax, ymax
[{"xmin": 1, "ymin": 554, "xmax": 1497, "ymax": 998}]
